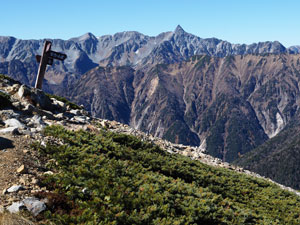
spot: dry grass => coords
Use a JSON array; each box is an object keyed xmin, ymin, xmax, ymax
[{"xmin": 0, "ymin": 212, "xmax": 35, "ymax": 225}]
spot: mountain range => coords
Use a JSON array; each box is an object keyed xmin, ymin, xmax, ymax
[
  {"xmin": 1, "ymin": 26, "xmax": 300, "ymax": 167},
  {"xmin": 0, "ymin": 25, "xmax": 298, "ymax": 88}
]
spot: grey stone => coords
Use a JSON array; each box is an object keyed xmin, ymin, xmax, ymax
[
  {"xmin": 7, "ymin": 201, "xmax": 25, "ymax": 213},
  {"xmin": 0, "ymin": 109, "xmax": 20, "ymax": 120},
  {"xmin": 31, "ymin": 88, "xmax": 53, "ymax": 111},
  {"xmin": 70, "ymin": 109, "xmax": 81, "ymax": 115},
  {"xmin": 18, "ymin": 84, "xmax": 31, "ymax": 99},
  {"xmin": 0, "ymin": 127, "xmax": 19, "ymax": 135},
  {"xmin": 23, "ymin": 197, "xmax": 47, "ymax": 216},
  {"xmin": 55, "ymin": 113, "xmax": 64, "ymax": 119},
  {"xmin": 51, "ymin": 98, "xmax": 66, "ymax": 108},
  {"xmin": 30, "ymin": 115, "xmax": 46, "ymax": 128},
  {"xmin": 73, "ymin": 116, "xmax": 88, "ymax": 123},
  {"xmin": 7, "ymin": 185, "xmax": 24, "ymax": 193},
  {"xmin": 4, "ymin": 118, "xmax": 25, "ymax": 129}
]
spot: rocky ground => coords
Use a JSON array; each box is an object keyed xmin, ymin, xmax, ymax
[{"xmin": 0, "ymin": 75, "xmax": 299, "ymax": 222}]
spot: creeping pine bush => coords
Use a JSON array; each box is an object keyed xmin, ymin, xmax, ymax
[{"xmin": 33, "ymin": 125, "xmax": 300, "ymax": 224}]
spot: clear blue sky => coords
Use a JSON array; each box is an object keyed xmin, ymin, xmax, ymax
[{"xmin": 1, "ymin": 0, "xmax": 300, "ymax": 47}]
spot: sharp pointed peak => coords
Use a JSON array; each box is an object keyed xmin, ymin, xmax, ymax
[{"xmin": 174, "ymin": 25, "xmax": 185, "ymax": 34}]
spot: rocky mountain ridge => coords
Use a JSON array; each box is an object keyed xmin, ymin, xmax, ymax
[
  {"xmin": 1, "ymin": 74, "xmax": 300, "ymax": 222},
  {"xmin": 0, "ymin": 25, "xmax": 296, "ymax": 90}
]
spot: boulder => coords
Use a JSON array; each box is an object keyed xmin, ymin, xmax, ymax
[
  {"xmin": 7, "ymin": 202, "xmax": 25, "ymax": 213},
  {"xmin": 4, "ymin": 118, "xmax": 25, "ymax": 129},
  {"xmin": 23, "ymin": 197, "xmax": 46, "ymax": 216},
  {"xmin": 0, "ymin": 127, "xmax": 19, "ymax": 135}
]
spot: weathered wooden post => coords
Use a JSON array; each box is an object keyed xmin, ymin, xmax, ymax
[{"xmin": 35, "ymin": 40, "xmax": 67, "ymax": 89}]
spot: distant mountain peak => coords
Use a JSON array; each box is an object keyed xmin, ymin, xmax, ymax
[
  {"xmin": 174, "ymin": 25, "xmax": 185, "ymax": 35},
  {"xmin": 77, "ymin": 32, "xmax": 97, "ymax": 42}
]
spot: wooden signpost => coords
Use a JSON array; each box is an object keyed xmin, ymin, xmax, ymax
[{"xmin": 35, "ymin": 40, "xmax": 67, "ymax": 89}]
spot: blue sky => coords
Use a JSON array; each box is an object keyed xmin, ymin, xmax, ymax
[{"xmin": 1, "ymin": 0, "xmax": 300, "ymax": 47}]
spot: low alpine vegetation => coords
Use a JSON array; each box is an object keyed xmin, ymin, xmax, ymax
[{"xmin": 33, "ymin": 125, "xmax": 300, "ymax": 224}]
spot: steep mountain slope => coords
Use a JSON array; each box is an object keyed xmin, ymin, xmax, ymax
[
  {"xmin": 234, "ymin": 112, "xmax": 300, "ymax": 189},
  {"xmin": 2, "ymin": 74, "xmax": 300, "ymax": 224},
  {"xmin": 69, "ymin": 66, "xmax": 136, "ymax": 124},
  {"xmin": 70, "ymin": 54, "xmax": 300, "ymax": 162}
]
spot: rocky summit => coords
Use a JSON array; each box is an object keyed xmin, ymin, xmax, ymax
[{"xmin": 0, "ymin": 74, "xmax": 300, "ymax": 223}]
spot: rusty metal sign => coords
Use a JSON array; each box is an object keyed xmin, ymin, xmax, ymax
[{"xmin": 34, "ymin": 41, "xmax": 67, "ymax": 89}]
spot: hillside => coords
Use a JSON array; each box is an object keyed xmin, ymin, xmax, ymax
[
  {"xmin": 1, "ymin": 75, "xmax": 300, "ymax": 224},
  {"xmin": 33, "ymin": 125, "xmax": 300, "ymax": 224},
  {"xmin": 70, "ymin": 54, "xmax": 300, "ymax": 162},
  {"xmin": 234, "ymin": 112, "xmax": 300, "ymax": 189}
]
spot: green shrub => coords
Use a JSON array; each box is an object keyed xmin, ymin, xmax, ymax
[{"xmin": 33, "ymin": 125, "xmax": 300, "ymax": 224}]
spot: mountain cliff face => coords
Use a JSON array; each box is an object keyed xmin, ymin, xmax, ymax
[{"xmin": 69, "ymin": 54, "xmax": 300, "ymax": 162}]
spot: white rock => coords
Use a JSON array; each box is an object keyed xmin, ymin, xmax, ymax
[
  {"xmin": 23, "ymin": 197, "xmax": 46, "ymax": 216},
  {"xmin": 4, "ymin": 118, "xmax": 25, "ymax": 128},
  {"xmin": 7, "ymin": 185, "xmax": 24, "ymax": 193},
  {"xmin": 51, "ymin": 98, "xmax": 66, "ymax": 108},
  {"xmin": 7, "ymin": 201, "xmax": 25, "ymax": 213},
  {"xmin": 18, "ymin": 85, "xmax": 31, "ymax": 99},
  {"xmin": 74, "ymin": 116, "xmax": 87, "ymax": 123},
  {"xmin": 0, "ymin": 127, "xmax": 19, "ymax": 135},
  {"xmin": 70, "ymin": 109, "xmax": 80, "ymax": 115},
  {"xmin": 30, "ymin": 115, "xmax": 45, "ymax": 128},
  {"xmin": 44, "ymin": 171, "xmax": 54, "ymax": 175},
  {"xmin": 55, "ymin": 113, "xmax": 64, "ymax": 119}
]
